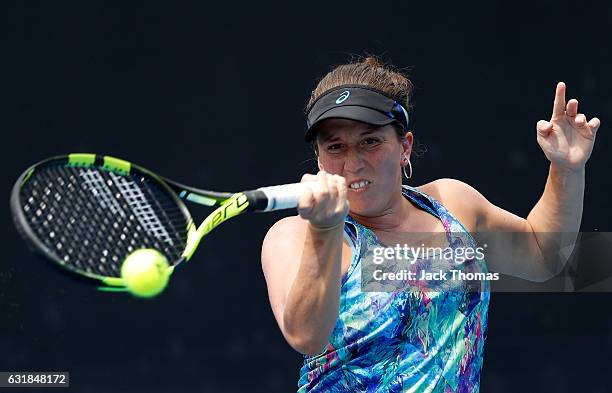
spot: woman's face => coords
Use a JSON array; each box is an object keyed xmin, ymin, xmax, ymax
[{"xmin": 315, "ymin": 118, "xmax": 412, "ymax": 216}]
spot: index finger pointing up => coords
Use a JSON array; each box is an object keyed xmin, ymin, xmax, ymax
[{"xmin": 552, "ymin": 81, "xmax": 566, "ymax": 117}]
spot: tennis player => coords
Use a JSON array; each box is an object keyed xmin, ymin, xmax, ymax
[{"xmin": 261, "ymin": 57, "xmax": 601, "ymax": 392}]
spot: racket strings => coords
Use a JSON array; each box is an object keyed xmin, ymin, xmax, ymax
[{"xmin": 20, "ymin": 165, "xmax": 189, "ymax": 278}]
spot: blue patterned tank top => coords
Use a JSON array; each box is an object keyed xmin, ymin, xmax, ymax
[{"xmin": 297, "ymin": 185, "xmax": 490, "ymax": 392}]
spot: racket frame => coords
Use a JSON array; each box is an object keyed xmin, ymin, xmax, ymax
[{"xmin": 10, "ymin": 153, "xmax": 254, "ymax": 290}]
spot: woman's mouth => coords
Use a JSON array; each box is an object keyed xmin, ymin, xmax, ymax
[{"xmin": 349, "ymin": 179, "xmax": 371, "ymax": 191}]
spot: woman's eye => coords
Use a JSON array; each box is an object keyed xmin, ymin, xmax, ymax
[
  {"xmin": 327, "ymin": 143, "xmax": 343, "ymax": 151},
  {"xmin": 361, "ymin": 138, "xmax": 380, "ymax": 146}
]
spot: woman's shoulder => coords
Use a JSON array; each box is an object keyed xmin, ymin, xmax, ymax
[
  {"xmin": 263, "ymin": 215, "xmax": 353, "ymax": 248},
  {"xmin": 265, "ymin": 215, "xmax": 354, "ymax": 238},
  {"xmin": 417, "ymin": 178, "xmax": 482, "ymax": 203},
  {"xmin": 264, "ymin": 215, "xmax": 308, "ymax": 240},
  {"xmin": 416, "ymin": 178, "xmax": 486, "ymax": 232},
  {"xmin": 261, "ymin": 215, "xmax": 353, "ymax": 271},
  {"xmin": 261, "ymin": 216, "xmax": 309, "ymax": 271}
]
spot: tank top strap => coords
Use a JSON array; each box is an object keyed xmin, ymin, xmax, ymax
[
  {"xmin": 342, "ymin": 216, "xmax": 362, "ymax": 286},
  {"xmin": 400, "ymin": 184, "xmax": 441, "ymax": 219},
  {"xmin": 401, "ymin": 184, "xmax": 469, "ymax": 235}
]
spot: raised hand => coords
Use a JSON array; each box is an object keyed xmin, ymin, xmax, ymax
[{"xmin": 536, "ymin": 82, "xmax": 601, "ymax": 170}]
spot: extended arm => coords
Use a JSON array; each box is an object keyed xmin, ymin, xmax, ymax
[
  {"xmin": 442, "ymin": 83, "xmax": 600, "ymax": 281},
  {"xmin": 526, "ymin": 82, "xmax": 600, "ymax": 272}
]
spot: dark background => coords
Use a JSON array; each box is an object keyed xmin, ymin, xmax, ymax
[{"xmin": 2, "ymin": 1, "xmax": 612, "ymax": 392}]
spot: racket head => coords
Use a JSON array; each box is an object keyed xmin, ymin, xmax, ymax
[{"xmin": 10, "ymin": 154, "xmax": 194, "ymax": 288}]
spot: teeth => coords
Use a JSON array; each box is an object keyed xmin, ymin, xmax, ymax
[{"xmin": 349, "ymin": 180, "xmax": 370, "ymax": 189}]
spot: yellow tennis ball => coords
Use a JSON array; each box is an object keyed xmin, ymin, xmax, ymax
[{"xmin": 121, "ymin": 249, "xmax": 171, "ymax": 298}]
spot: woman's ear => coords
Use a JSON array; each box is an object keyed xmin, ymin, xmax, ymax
[{"xmin": 402, "ymin": 131, "xmax": 414, "ymax": 157}]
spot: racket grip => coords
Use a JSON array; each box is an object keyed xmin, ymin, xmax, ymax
[{"xmin": 245, "ymin": 183, "xmax": 309, "ymax": 212}]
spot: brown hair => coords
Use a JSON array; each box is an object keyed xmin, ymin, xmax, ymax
[
  {"xmin": 307, "ymin": 56, "xmax": 413, "ymax": 113},
  {"xmin": 306, "ymin": 56, "xmax": 415, "ymax": 150}
]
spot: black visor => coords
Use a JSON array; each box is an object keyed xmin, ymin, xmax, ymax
[{"xmin": 305, "ymin": 85, "xmax": 409, "ymax": 142}]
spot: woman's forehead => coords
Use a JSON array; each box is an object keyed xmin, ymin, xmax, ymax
[{"xmin": 316, "ymin": 119, "xmax": 389, "ymax": 142}]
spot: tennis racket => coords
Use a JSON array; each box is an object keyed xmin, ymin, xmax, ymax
[{"xmin": 10, "ymin": 153, "xmax": 307, "ymax": 291}]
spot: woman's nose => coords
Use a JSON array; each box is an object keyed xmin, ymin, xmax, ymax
[{"xmin": 344, "ymin": 149, "xmax": 365, "ymax": 173}]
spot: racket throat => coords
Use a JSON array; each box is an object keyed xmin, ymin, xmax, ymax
[{"xmin": 182, "ymin": 193, "xmax": 250, "ymax": 260}]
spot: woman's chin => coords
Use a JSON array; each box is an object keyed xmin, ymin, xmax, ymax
[{"xmin": 347, "ymin": 199, "xmax": 378, "ymax": 217}]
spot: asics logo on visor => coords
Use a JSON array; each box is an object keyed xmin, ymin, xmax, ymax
[{"xmin": 335, "ymin": 90, "xmax": 350, "ymax": 104}]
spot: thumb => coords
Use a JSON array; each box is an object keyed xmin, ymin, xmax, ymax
[{"xmin": 537, "ymin": 120, "xmax": 553, "ymax": 137}]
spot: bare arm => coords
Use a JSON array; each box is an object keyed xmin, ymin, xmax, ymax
[
  {"xmin": 524, "ymin": 82, "xmax": 600, "ymax": 277},
  {"xmin": 435, "ymin": 175, "xmax": 583, "ymax": 282},
  {"xmin": 523, "ymin": 165, "xmax": 585, "ymax": 278},
  {"xmin": 261, "ymin": 171, "xmax": 348, "ymax": 355},
  {"xmin": 440, "ymin": 83, "xmax": 601, "ymax": 282}
]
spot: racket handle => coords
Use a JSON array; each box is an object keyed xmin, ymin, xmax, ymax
[{"xmin": 244, "ymin": 183, "xmax": 309, "ymax": 212}]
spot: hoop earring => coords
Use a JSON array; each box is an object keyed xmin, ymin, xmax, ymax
[{"xmin": 402, "ymin": 159, "xmax": 412, "ymax": 180}]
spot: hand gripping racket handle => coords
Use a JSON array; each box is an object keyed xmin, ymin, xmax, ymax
[{"xmin": 244, "ymin": 183, "xmax": 310, "ymax": 212}]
